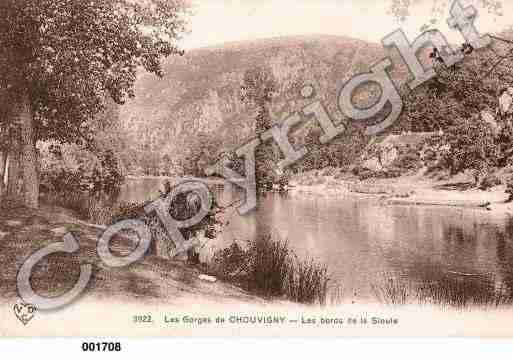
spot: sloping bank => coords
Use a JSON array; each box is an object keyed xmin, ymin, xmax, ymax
[{"xmin": 0, "ymin": 198, "xmax": 265, "ymax": 306}]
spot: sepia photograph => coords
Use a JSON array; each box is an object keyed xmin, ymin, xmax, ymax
[{"xmin": 1, "ymin": 0, "xmax": 513, "ymax": 346}]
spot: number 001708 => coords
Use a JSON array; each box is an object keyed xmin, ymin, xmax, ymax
[{"xmin": 81, "ymin": 342, "xmax": 122, "ymax": 352}]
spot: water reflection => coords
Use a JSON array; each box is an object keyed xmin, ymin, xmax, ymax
[{"xmin": 119, "ymin": 179, "xmax": 513, "ymax": 304}]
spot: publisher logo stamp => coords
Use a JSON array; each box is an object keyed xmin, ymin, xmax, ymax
[{"xmin": 13, "ymin": 302, "xmax": 37, "ymax": 326}]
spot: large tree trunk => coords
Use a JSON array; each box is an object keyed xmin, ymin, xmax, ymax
[
  {"xmin": 7, "ymin": 148, "xmax": 21, "ymax": 197},
  {"xmin": 0, "ymin": 151, "xmax": 5, "ymax": 195},
  {"xmin": 17, "ymin": 93, "xmax": 39, "ymax": 209},
  {"xmin": 2, "ymin": 152, "xmax": 7, "ymax": 187}
]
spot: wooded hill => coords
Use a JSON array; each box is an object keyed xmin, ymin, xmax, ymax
[{"xmin": 118, "ymin": 34, "xmax": 413, "ymax": 176}]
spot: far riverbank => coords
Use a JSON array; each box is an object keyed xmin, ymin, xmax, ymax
[{"xmin": 290, "ymin": 169, "xmax": 513, "ymax": 216}]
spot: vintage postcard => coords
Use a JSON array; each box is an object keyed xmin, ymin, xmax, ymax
[{"xmin": 2, "ymin": 0, "xmax": 513, "ymax": 341}]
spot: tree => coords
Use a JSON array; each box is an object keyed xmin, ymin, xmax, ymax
[
  {"xmin": 241, "ymin": 66, "xmax": 279, "ymax": 193},
  {"xmin": 180, "ymin": 132, "xmax": 224, "ymax": 178},
  {"xmin": 394, "ymin": 34, "xmax": 513, "ymax": 134},
  {"xmin": 439, "ymin": 114, "xmax": 498, "ymax": 183},
  {"xmin": 0, "ymin": 96, "xmax": 17, "ymax": 195},
  {"xmin": 0, "ymin": 0, "xmax": 189, "ymax": 208}
]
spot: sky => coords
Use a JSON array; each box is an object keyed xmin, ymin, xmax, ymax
[{"xmin": 179, "ymin": 0, "xmax": 513, "ymax": 49}]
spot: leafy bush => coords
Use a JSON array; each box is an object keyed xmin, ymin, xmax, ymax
[
  {"xmin": 210, "ymin": 243, "xmax": 248, "ymax": 279},
  {"xmin": 393, "ymin": 146, "xmax": 422, "ymax": 172},
  {"xmin": 179, "ymin": 132, "xmax": 224, "ymax": 178},
  {"xmin": 438, "ymin": 116, "xmax": 498, "ymax": 183},
  {"xmin": 39, "ymin": 142, "xmax": 124, "ymax": 223},
  {"xmin": 111, "ymin": 191, "xmax": 221, "ymax": 260},
  {"xmin": 396, "ymin": 44, "xmax": 503, "ymax": 134},
  {"xmin": 88, "ymin": 150, "xmax": 124, "ymax": 197}
]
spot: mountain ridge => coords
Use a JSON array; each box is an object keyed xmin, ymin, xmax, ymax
[{"xmin": 119, "ymin": 34, "xmax": 410, "ymax": 175}]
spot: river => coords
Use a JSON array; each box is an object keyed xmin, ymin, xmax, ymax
[{"xmin": 119, "ymin": 177, "xmax": 513, "ymax": 303}]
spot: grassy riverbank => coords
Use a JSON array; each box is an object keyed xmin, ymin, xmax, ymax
[
  {"xmin": 0, "ymin": 197, "xmax": 330, "ymax": 307},
  {"xmin": 0, "ymin": 198, "xmax": 264, "ymax": 306},
  {"xmin": 5, "ymin": 162, "xmax": 513, "ymax": 310}
]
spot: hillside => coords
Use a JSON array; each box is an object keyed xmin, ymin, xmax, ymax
[
  {"xmin": 289, "ymin": 30, "xmax": 513, "ymax": 209},
  {"xmin": 118, "ymin": 34, "xmax": 413, "ymax": 176}
]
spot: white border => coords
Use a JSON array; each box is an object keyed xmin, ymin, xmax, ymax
[{"xmin": 1, "ymin": 339, "xmax": 513, "ymax": 358}]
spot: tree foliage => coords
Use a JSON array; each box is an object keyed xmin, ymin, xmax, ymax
[
  {"xmin": 0, "ymin": 0, "xmax": 189, "ymax": 207},
  {"xmin": 241, "ymin": 66, "xmax": 280, "ymax": 192},
  {"xmin": 180, "ymin": 132, "xmax": 224, "ymax": 177},
  {"xmin": 438, "ymin": 115, "xmax": 498, "ymax": 179},
  {"xmin": 396, "ymin": 37, "xmax": 513, "ymax": 133},
  {"xmin": 241, "ymin": 66, "xmax": 277, "ymax": 134},
  {"xmin": 0, "ymin": 0, "xmax": 189, "ymax": 147}
]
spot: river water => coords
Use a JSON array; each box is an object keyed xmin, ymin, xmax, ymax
[{"xmin": 119, "ymin": 178, "xmax": 513, "ymax": 303}]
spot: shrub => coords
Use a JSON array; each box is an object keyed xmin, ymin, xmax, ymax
[
  {"xmin": 393, "ymin": 146, "xmax": 422, "ymax": 172},
  {"xmin": 246, "ymin": 236, "xmax": 291, "ymax": 298},
  {"xmin": 439, "ymin": 116, "xmax": 498, "ymax": 182},
  {"xmin": 479, "ymin": 172, "xmax": 501, "ymax": 190},
  {"xmin": 209, "ymin": 235, "xmax": 330, "ymax": 305},
  {"xmin": 371, "ymin": 272, "xmax": 513, "ymax": 308},
  {"xmin": 210, "ymin": 242, "xmax": 248, "ymax": 279},
  {"xmin": 111, "ymin": 192, "xmax": 221, "ymax": 260},
  {"xmin": 40, "ymin": 168, "xmax": 91, "ymax": 218},
  {"xmin": 40, "ymin": 145, "xmax": 124, "ymax": 224}
]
